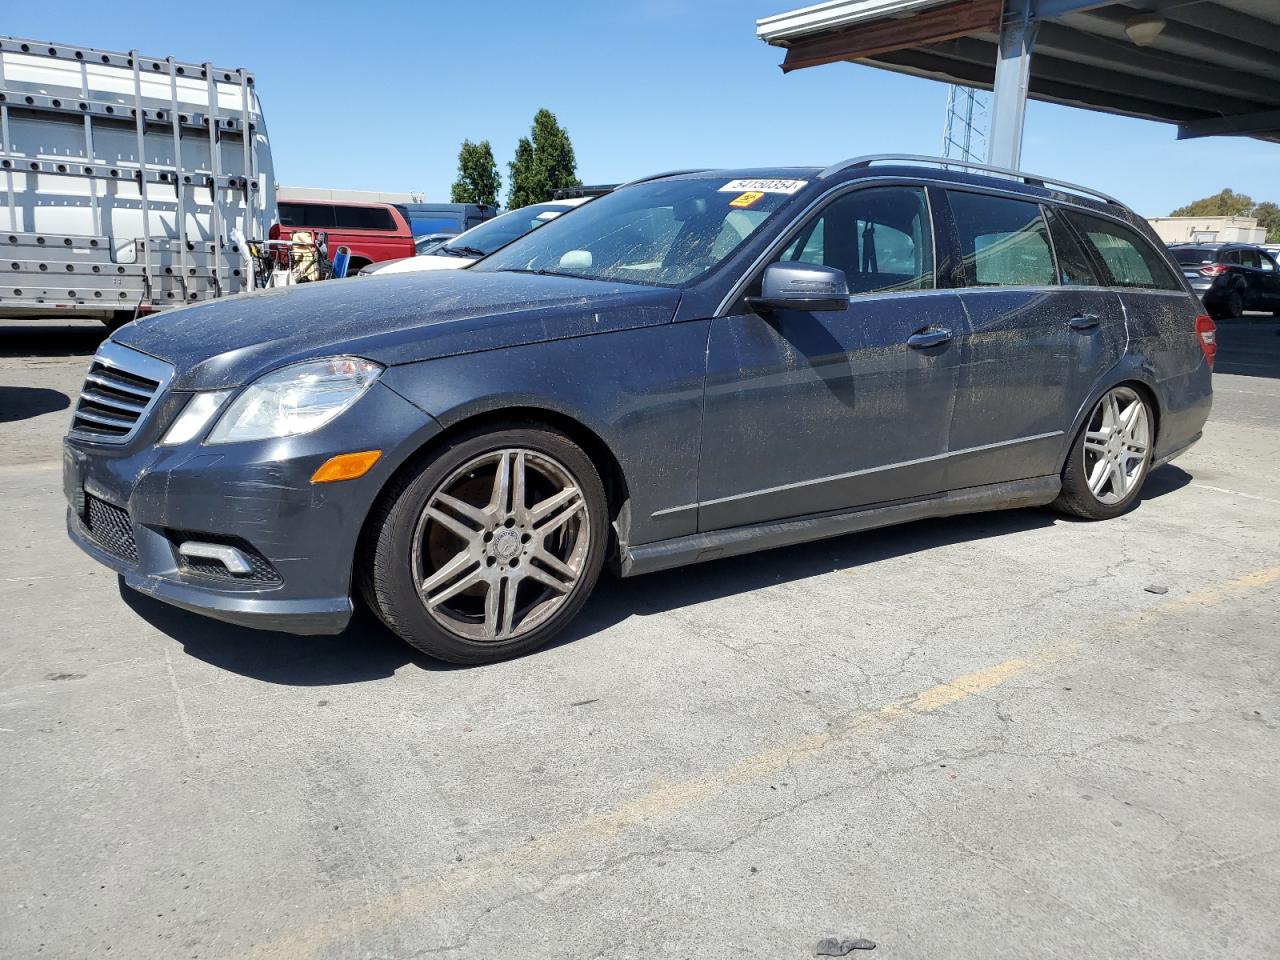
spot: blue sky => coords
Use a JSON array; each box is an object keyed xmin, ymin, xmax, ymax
[{"xmin": 9, "ymin": 0, "xmax": 1277, "ymax": 216}]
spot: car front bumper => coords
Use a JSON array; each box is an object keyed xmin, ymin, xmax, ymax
[{"xmin": 64, "ymin": 381, "xmax": 440, "ymax": 635}]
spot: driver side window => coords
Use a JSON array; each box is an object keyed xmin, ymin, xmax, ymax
[{"xmin": 777, "ymin": 187, "xmax": 934, "ymax": 295}]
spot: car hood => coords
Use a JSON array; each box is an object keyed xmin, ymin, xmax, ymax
[
  {"xmin": 371, "ymin": 253, "xmax": 471, "ymax": 274},
  {"xmin": 113, "ymin": 270, "xmax": 680, "ymax": 390}
]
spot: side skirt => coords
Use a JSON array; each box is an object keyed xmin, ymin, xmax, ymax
[{"xmin": 618, "ymin": 476, "xmax": 1061, "ymax": 578}]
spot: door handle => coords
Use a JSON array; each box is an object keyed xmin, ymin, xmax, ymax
[
  {"xmin": 1068, "ymin": 313, "xmax": 1101, "ymax": 330},
  {"xmin": 907, "ymin": 328, "xmax": 952, "ymax": 349}
]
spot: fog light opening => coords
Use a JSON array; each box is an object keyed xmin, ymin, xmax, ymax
[{"xmin": 178, "ymin": 541, "xmax": 253, "ymax": 575}]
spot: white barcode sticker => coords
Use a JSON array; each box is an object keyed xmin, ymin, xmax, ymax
[{"xmin": 718, "ymin": 178, "xmax": 807, "ymax": 195}]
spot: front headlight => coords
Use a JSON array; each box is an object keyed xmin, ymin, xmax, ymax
[{"xmin": 207, "ymin": 356, "xmax": 383, "ymax": 444}]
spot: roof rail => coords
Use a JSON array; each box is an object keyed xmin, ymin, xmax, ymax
[
  {"xmin": 817, "ymin": 154, "xmax": 1123, "ymax": 207},
  {"xmin": 616, "ymin": 168, "xmax": 712, "ymax": 189}
]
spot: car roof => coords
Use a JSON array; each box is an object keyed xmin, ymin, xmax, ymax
[{"xmin": 656, "ymin": 163, "xmax": 1125, "ymax": 219}]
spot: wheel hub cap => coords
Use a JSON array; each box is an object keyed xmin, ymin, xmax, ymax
[
  {"xmin": 1082, "ymin": 386, "xmax": 1151, "ymax": 506},
  {"xmin": 410, "ymin": 448, "xmax": 591, "ymax": 644}
]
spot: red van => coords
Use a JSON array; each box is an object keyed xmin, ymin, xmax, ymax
[{"xmin": 270, "ymin": 200, "xmax": 415, "ymax": 274}]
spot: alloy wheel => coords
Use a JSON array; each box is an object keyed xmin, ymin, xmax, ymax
[
  {"xmin": 1082, "ymin": 386, "xmax": 1150, "ymax": 506},
  {"xmin": 410, "ymin": 448, "xmax": 591, "ymax": 643}
]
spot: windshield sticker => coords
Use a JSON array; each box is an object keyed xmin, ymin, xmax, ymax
[
  {"xmin": 728, "ymin": 191, "xmax": 765, "ymax": 209},
  {"xmin": 718, "ymin": 178, "xmax": 807, "ymax": 195}
]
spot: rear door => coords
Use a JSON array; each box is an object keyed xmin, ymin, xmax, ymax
[
  {"xmin": 331, "ymin": 205, "xmax": 412, "ymax": 264},
  {"xmin": 941, "ymin": 190, "xmax": 1126, "ymax": 489},
  {"xmin": 1258, "ymin": 250, "xmax": 1280, "ymax": 308}
]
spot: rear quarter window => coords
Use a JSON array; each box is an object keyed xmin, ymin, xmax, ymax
[
  {"xmin": 1065, "ymin": 212, "xmax": 1181, "ymax": 291},
  {"xmin": 333, "ymin": 206, "xmax": 397, "ymax": 231},
  {"xmin": 278, "ymin": 202, "xmax": 335, "ymax": 229}
]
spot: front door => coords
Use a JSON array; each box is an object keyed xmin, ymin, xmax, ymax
[{"xmin": 698, "ymin": 184, "xmax": 964, "ymax": 532}]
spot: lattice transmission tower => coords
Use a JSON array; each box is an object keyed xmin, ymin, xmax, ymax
[{"xmin": 941, "ymin": 85, "xmax": 989, "ymax": 163}]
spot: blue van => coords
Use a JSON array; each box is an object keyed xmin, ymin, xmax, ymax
[{"xmin": 400, "ymin": 202, "xmax": 497, "ymax": 238}]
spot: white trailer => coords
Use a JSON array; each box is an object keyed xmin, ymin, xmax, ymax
[{"xmin": 0, "ymin": 36, "xmax": 275, "ymax": 326}]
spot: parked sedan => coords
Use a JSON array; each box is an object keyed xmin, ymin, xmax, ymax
[
  {"xmin": 1170, "ymin": 242, "xmax": 1280, "ymax": 318},
  {"xmin": 362, "ymin": 199, "xmax": 592, "ymax": 276},
  {"xmin": 65, "ymin": 161, "xmax": 1213, "ymax": 664}
]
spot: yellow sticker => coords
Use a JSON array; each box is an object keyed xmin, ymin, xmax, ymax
[{"xmin": 729, "ymin": 191, "xmax": 765, "ymax": 209}]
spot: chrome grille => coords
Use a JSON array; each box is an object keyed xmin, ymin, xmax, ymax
[{"xmin": 69, "ymin": 341, "xmax": 173, "ymax": 443}]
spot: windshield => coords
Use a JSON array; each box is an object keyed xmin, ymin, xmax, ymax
[
  {"xmin": 1173, "ymin": 247, "xmax": 1216, "ymax": 265},
  {"xmin": 473, "ymin": 177, "xmax": 800, "ymax": 286},
  {"xmin": 439, "ymin": 203, "xmax": 576, "ymax": 257}
]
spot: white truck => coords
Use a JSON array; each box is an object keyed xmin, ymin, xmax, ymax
[{"xmin": 0, "ymin": 35, "xmax": 275, "ymax": 327}]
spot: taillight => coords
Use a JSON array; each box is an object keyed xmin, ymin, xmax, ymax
[
  {"xmin": 1198, "ymin": 263, "xmax": 1228, "ymax": 277},
  {"xmin": 1195, "ymin": 314, "xmax": 1216, "ymax": 368}
]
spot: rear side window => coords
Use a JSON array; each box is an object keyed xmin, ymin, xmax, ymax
[
  {"xmin": 333, "ymin": 206, "xmax": 397, "ymax": 231},
  {"xmin": 1172, "ymin": 247, "xmax": 1216, "ymax": 265},
  {"xmin": 1065, "ymin": 212, "xmax": 1180, "ymax": 290},
  {"xmin": 1240, "ymin": 248, "xmax": 1261, "ymax": 269},
  {"xmin": 1043, "ymin": 206, "xmax": 1099, "ymax": 286},
  {"xmin": 278, "ymin": 202, "xmax": 335, "ymax": 229},
  {"xmin": 947, "ymin": 191, "xmax": 1056, "ymax": 287},
  {"xmin": 1261, "ymin": 253, "xmax": 1277, "ymax": 273},
  {"xmin": 778, "ymin": 186, "xmax": 934, "ymax": 295}
]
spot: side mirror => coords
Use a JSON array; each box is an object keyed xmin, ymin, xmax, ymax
[{"xmin": 747, "ymin": 262, "xmax": 849, "ymax": 313}]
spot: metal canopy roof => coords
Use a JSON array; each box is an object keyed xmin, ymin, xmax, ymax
[{"xmin": 757, "ymin": 0, "xmax": 1280, "ymax": 144}]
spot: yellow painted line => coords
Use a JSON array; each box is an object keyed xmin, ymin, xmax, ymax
[{"xmin": 236, "ymin": 566, "xmax": 1279, "ymax": 960}]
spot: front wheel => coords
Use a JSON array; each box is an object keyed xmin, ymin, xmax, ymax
[
  {"xmin": 360, "ymin": 426, "xmax": 609, "ymax": 664},
  {"xmin": 1053, "ymin": 385, "xmax": 1153, "ymax": 520}
]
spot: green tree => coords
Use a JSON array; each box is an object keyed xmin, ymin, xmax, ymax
[
  {"xmin": 1250, "ymin": 201, "xmax": 1280, "ymax": 242},
  {"xmin": 1170, "ymin": 188, "xmax": 1255, "ymax": 218},
  {"xmin": 506, "ymin": 109, "xmax": 581, "ymax": 209},
  {"xmin": 449, "ymin": 139, "xmax": 500, "ymax": 207},
  {"xmin": 506, "ymin": 136, "xmax": 539, "ymax": 210}
]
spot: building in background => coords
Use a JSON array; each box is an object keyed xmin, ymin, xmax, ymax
[
  {"xmin": 1147, "ymin": 217, "xmax": 1266, "ymax": 245},
  {"xmin": 279, "ymin": 186, "xmax": 422, "ymax": 204}
]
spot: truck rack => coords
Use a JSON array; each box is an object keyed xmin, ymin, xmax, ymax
[{"xmin": 0, "ymin": 35, "xmax": 275, "ymax": 321}]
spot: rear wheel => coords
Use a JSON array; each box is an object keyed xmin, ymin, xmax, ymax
[
  {"xmin": 1222, "ymin": 288, "xmax": 1244, "ymax": 319},
  {"xmin": 361, "ymin": 426, "xmax": 608, "ymax": 664},
  {"xmin": 1053, "ymin": 385, "xmax": 1153, "ymax": 520}
]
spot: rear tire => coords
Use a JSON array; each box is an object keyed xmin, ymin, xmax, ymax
[
  {"xmin": 1053, "ymin": 385, "xmax": 1153, "ymax": 520},
  {"xmin": 1223, "ymin": 288, "xmax": 1244, "ymax": 319},
  {"xmin": 360, "ymin": 425, "xmax": 609, "ymax": 664}
]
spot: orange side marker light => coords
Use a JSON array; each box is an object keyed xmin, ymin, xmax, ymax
[{"xmin": 311, "ymin": 450, "xmax": 382, "ymax": 484}]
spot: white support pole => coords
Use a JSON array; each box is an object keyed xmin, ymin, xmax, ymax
[{"xmin": 987, "ymin": 11, "xmax": 1038, "ymax": 171}]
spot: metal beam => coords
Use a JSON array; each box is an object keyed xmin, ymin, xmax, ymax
[
  {"xmin": 1033, "ymin": 22, "xmax": 1280, "ymax": 105},
  {"xmin": 955, "ymin": 34, "xmax": 1267, "ymax": 116},
  {"xmin": 778, "ymin": 0, "xmax": 1002, "ymax": 72},
  {"xmin": 988, "ymin": 13, "xmax": 1038, "ymax": 169},
  {"xmin": 1071, "ymin": 7, "xmax": 1279, "ymax": 78},
  {"xmin": 1177, "ymin": 108, "xmax": 1280, "ymax": 140}
]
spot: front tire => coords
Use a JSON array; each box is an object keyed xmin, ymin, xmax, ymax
[
  {"xmin": 1053, "ymin": 385, "xmax": 1153, "ymax": 520},
  {"xmin": 360, "ymin": 426, "xmax": 609, "ymax": 664}
]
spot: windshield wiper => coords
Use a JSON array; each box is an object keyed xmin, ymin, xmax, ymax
[{"xmin": 444, "ymin": 245, "xmax": 487, "ymax": 258}]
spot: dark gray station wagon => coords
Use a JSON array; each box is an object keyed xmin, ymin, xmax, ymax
[{"xmin": 64, "ymin": 156, "xmax": 1215, "ymax": 663}]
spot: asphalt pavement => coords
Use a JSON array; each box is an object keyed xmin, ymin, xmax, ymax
[{"xmin": 2, "ymin": 315, "xmax": 1278, "ymax": 960}]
